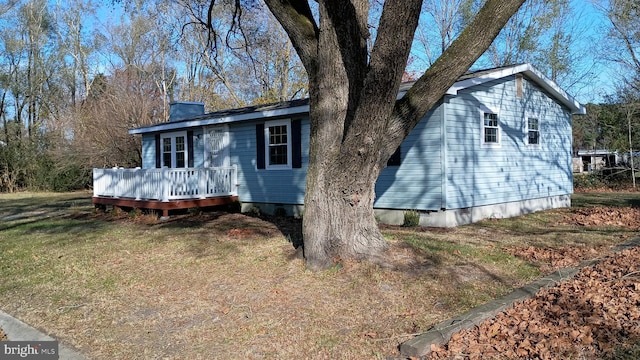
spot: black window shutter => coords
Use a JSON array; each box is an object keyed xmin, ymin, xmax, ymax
[
  {"xmin": 292, "ymin": 119, "xmax": 302, "ymax": 168},
  {"xmin": 155, "ymin": 134, "xmax": 161, "ymax": 168},
  {"xmin": 187, "ymin": 130, "xmax": 194, "ymax": 168},
  {"xmin": 387, "ymin": 146, "xmax": 401, "ymax": 166},
  {"xmin": 256, "ymin": 123, "xmax": 265, "ymax": 169}
]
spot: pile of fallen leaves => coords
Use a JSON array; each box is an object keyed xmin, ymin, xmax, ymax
[
  {"xmin": 506, "ymin": 246, "xmax": 601, "ymax": 273},
  {"xmin": 428, "ymin": 247, "xmax": 640, "ymax": 359},
  {"xmin": 562, "ymin": 207, "xmax": 640, "ymax": 229}
]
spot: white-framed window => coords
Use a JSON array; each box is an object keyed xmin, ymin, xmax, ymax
[
  {"xmin": 161, "ymin": 131, "xmax": 188, "ymax": 168},
  {"xmin": 264, "ymin": 119, "xmax": 292, "ymax": 169},
  {"xmin": 481, "ymin": 112, "xmax": 500, "ymax": 147},
  {"xmin": 527, "ymin": 117, "xmax": 540, "ymax": 146}
]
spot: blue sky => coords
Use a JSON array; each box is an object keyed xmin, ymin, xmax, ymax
[
  {"xmin": 568, "ymin": 0, "xmax": 618, "ymax": 104},
  {"xmin": 406, "ymin": 0, "xmax": 619, "ymax": 104},
  {"xmin": 94, "ymin": 0, "xmax": 618, "ymax": 105}
]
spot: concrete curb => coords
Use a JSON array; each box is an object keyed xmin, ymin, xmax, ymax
[
  {"xmin": 0, "ymin": 310, "xmax": 87, "ymax": 360},
  {"xmin": 399, "ymin": 237, "xmax": 640, "ymax": 358}
]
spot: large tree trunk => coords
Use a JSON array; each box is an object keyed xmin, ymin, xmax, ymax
[
  {"xmin": 262, "ymin": 0, "xmax": 526, "ymax": 270},
  {"xmin": 303, "ymin": 92, "xmax": 390, "ymax": 269},
  {"xmin": 300, "ymin": 0, "xmax": 406, "ymax": 269},
  {"xmin": 303, "ymin": 162, "xmax": 387, "ymax": 270}
]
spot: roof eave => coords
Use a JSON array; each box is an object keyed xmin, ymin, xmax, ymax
[
  {"xmin": 445, "ymin": 63, "xmax": 586, "ymax": 115},
  {"xmin": 129, "ymin": 103, "xmax": 310, "ymax": 135}
]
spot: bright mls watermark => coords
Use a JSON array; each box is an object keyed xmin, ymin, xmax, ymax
[{"xmin": 1, "ymin": 341, "xmax": 58, "ymax": 359}]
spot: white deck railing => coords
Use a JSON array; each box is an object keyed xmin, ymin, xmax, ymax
[{"xmin": 93, "ymin": 166, "xmax": 238, "ymax": 202}]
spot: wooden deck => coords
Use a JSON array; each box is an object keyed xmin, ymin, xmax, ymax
[
  {"xmin": 92, "ymin": 166, "xmax": 239, "ymax": 217},
  {"xmin": 92, "ymin": 195, "xmax": 239, "ymax": 217}
]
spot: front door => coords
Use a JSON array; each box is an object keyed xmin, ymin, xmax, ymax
[
  {"xmin": 161, "ymin": 131, "xmax": 188, "ymax": 168},
  {"xmin": 204, "ymin": 125, "xmax": 229, "ymax": 168}
]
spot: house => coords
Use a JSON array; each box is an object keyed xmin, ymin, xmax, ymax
[
  {"xmin": 573, "ymin": 149, "xmax": 620, "ymax": 172},
  {"xmin": 92, "ymin": 63, "xmax": 585, "ymax": 226}
]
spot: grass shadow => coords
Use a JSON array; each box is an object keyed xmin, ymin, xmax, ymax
[
  {"xmin": 0, "ymin": 192, "xmax": 92, "ymax": 220},
  {"xmin": 139, "ymin": 210, "xmax": 302, "ymax": 260}
]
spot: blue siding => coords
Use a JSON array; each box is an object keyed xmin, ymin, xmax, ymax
[
  {"xmin": 141, "ymin": 129, "xmax": 204, "ymax": 169},
  {"xmin": 230, "ymin": 118, "xmax": 309, "ymax": 204},
  {"xmin": 137, "ymin": 73, "xmax": 573, "ymax": 212},
  {"xmin": 444, "ymin": 76, "xmax": 572, "ymax": 209},
  {"xmin": 374, "ymin": 102, "xmax": 444, "ymax": 210}
]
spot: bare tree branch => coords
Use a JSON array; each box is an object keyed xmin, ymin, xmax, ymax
[
  {"xmin": 391, "ymin": 0, "xmax": 526, "ymax": 152},
  {"xmin": 263, "ymin": 0, "xmax": 319, "ymax": 76}
]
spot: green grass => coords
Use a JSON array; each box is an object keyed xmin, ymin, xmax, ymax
[
  {"xmin": 605, "ymin": 343, "xmax": 640, "ymax": 360},
  {"xmin": 572, "ymin": 191, "xmax": 640, "ymax": 208},
  {"xmin": 387, "ymin": 230, "xmax": 541, "ymax": 313}
]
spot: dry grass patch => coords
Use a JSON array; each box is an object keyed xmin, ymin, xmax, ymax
[{"xmin": 0, "ymin": 191, "xmax": 638, "ymax": 359}]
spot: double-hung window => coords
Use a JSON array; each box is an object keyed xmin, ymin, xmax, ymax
[
  {"xmin": 527, "ymin": 117, "xmax": 540, "ymax": 146},
  {"xmin": 161, "ymin": 131, "xmax": 188, "ymax": 168},
  {"xmin": 482, "ymin": 112, "xmax": 500, "ymax": 147},
  {"xmin": 264, "ymin": 119, "xmax": 292, "ymax": 169}
]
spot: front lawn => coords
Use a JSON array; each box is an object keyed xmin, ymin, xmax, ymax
[{"xmin": 0, "ymin": 191, "xmax": 637, "ymax": 359}]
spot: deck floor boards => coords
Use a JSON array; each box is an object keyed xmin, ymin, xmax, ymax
[{"xmin": 92, "ymin": 196, "xmax": 239, "ymax": 217}]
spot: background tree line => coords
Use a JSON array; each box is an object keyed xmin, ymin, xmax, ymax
[
  {"xmin": 573, "ymin": 0, "xmax": 640, "ymax": 163},
  {"xmin": 0, "ymin": 0, "xmax": 306, "ymax": 192},
  {"xmin": 0, "ymin": 0, "xmax": 637, "ymax": 193}
]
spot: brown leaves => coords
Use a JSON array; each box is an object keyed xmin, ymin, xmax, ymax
[
  {"xmin": 226, "ymin": 228, "xmax": 257, "ymax": 239},
  {"xmin": 506, "ymin": 246, "xmax": 601, "ymax": 273},
  {"xmin": 427, "ymin": 247, "xmax": 640, "ymax": 359},
  {"xmin": 563, "ymin": 207, "xmax": 640, "ymax": 229}
]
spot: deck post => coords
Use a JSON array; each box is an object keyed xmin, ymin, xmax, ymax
[
  {"xmin": 198, "ymin": 168, "xmax": 206, "ymax": 199},
  {"xmin": 92, "ymin": 168, "xmax": 98, "ymax": 198},
  {"xmin": 162, "ymin": 166, "xmax": 170, "ymax": 202},
  {"xmin": 135, "ymin": 167, "xmax": 142, "ymax": 200},
  {"xmin": 232, "ymin": 164, "xmax": 238, "ymax": 195},
  {"xmin": 113, "ymin": 167, "xmax": 119, "ymax": 198}
]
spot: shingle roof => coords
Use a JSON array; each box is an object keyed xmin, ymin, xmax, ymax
[
  {"xmin": 130, "ymin": 63, "xmax": 584, "ymax": 135},
  {"xmin": 177, "ymin": 98, "xmax": 310, "ymax": 123}
]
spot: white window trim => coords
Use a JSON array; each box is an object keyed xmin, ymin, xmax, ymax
[
  {"xmin": 480, "ymin": 110, "xmax": 501, "ymax": 148},
  {"xmin": 160, "ymin": 130, "xmax": 188, "ymax": 168},
  {"xmin": 264, "ymin": 119, "xmax": 292, "ymax": 170},
  {"xmin": 525, "ymin": 114, "xmax": 542, "ymax": 147}
]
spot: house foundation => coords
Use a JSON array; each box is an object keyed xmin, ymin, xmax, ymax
[
  {"xmin": 243, "ymin": 194, "xmax": 571, "ymax": 227},
  {"xmin": 375, "ymin": 194, "xmax": 571, "ymax": 227}
]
